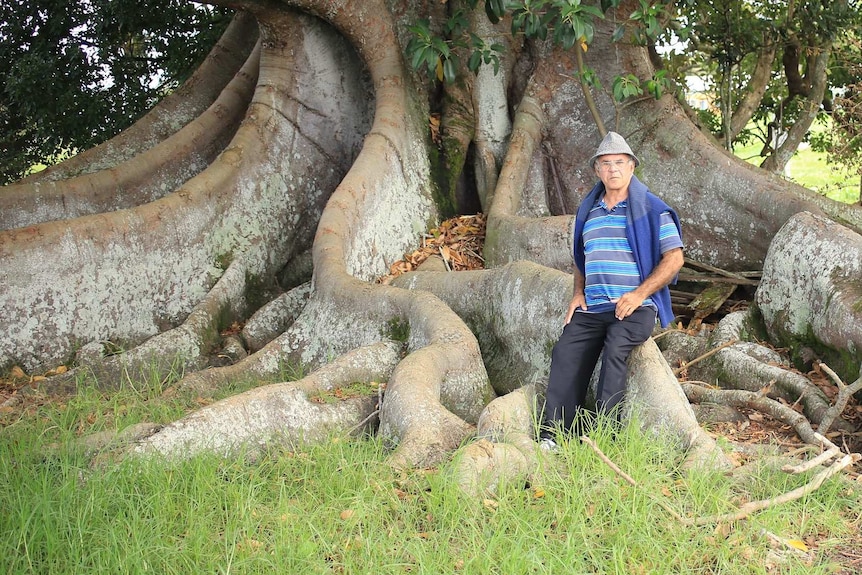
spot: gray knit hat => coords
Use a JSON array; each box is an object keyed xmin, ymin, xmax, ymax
[{"xmin": 589, "ymin": 131, "xmax": 640, "ymax": 168}]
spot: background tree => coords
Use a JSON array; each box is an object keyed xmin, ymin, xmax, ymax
[
  {"xmin": 665, "ymin": 0, "xmax": 856, "ymax": 175},
  {"xmin": 810, "ymin": 33, "xmax": 862, "ymax": 205}
]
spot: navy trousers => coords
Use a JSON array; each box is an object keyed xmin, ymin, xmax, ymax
[{"xmin": 541, "ymin": 307, "xmax": 656, "ymax": 436}]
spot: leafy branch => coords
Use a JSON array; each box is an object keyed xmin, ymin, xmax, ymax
[{"xmin": 405, "ymin": 0, "xmax": 680, "ymax": 118}]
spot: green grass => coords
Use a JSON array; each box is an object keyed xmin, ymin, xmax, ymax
[{"xmin": 1, "ymin": 380, "xmax": 859, "ymax": 574}]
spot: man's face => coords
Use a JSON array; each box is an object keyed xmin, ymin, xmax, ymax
[{"xmin": 594, "ymin": 153, "xmax": 635, "ymax": 193}]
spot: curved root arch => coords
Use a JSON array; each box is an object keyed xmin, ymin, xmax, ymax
[
  {"xmin": 17, "ymin": 12, "xmax": 260, "ymax": 184},
  {"xmin": 0, "ymin": 42, "xmax": 261, "ymax": 230},
  {"xmin": 0, "ymin": 7, "xmax": 371, "ymax": 375}
]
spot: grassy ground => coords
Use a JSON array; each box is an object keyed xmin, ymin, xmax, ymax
[{"xmin": 2, "ymin": 371, "xmax": 860, "ymax": 574}]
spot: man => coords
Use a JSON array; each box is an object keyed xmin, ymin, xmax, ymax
[{"xmin": 539, "ymin": 131, "xmax": 684, "ymax": 451}]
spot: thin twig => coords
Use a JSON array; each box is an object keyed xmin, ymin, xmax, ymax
[
  {"xmin": 782, "ymin": 447, "xmax": 841, "ymax": 474},
  {"xmin": 343, "ymin": 384, "xmax": 385, "ymax": 437},
  {"xmin": 683, "ymin": 257, "xmax": 758, "ymax": 283},
  {"xmin": 438, "ymin": 246, "xmax": 451, "ymax": 272},
  {"xmin": 652, "ymin": 329, "xmax": 685, "ymax": 341},
  {"xmin": 344, "ymin": 409, "xmax": 380, "ymax": 436},
  {"xmin": 688, "ymin": 453, "xmax": 860, "ymax": 525},
  {"xmin": 817, "ymin": 361, "xmax": 862, "ymax": 434},
  {"xmin": 582, "ymin": 436, "xmax": 636, "ymax": 485},
  {"xmin": 673, "ymin": 339, "xmax": 738, "ymax": 376},
  {"xmin": 581, "ymin": 436, "xmax": 684, "ymax": 521}
]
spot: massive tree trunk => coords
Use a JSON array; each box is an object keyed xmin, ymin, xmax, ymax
[{"xmin": 2, "ymin": 0, "xmax": 861, "ymax": 471}]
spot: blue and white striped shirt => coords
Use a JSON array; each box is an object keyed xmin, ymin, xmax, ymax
[{"xmin": 580, "ymin": 197, "xmax": 683, "ymax": 314}]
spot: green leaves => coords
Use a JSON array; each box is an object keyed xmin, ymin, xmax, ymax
[
  {"xmin": 406, "ymin": 17, "xmax": 503, "ymax": 83},
  {"xmin": 485, "ymin": 0, "xmax": 508, "ymax": 24},
  {"xmin": 405, "ymin": 0, "xmax": 674, "ymax": 98},
  {"xmin": 629, "ymin": 0, "xmax": 665, "ymax": 43},
  {"xmin": 0, "ymin": 0, "xmax": 230, "ymax": 183},
  {"xmin": 612, "ymin": 74, "xmax": 643, "ymax": 101},
  {"xmin": 611, "ymin": 70, "xmax": 673, "ymax": 102}
]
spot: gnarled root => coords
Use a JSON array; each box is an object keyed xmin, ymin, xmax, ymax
[
  {"xmin": 662, "ymin": 311, "xmax": 836, "ymax": 425},
  {"xmin": 131, "ymin": 341, "xmax": 403, "ymax": 459}
]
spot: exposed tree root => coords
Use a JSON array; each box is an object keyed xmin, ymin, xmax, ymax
[
  {"xmin": 0, "ymin": 42, "xmax": 261, "ymax": 230},
  {"xmin": 683, "ymin": 382, "xmax": 825, "ymax": 447},
  {"xmin": 132, "ymin": 343, "xmax": 402, "ymax": 459},
  {"xmin": 393, "ymin": 260, "xmax": 568, "ymax": 394},
  {"xmin": 663, "ymin": 311, "xmax": 834, "ymax": 424},
  {"xmin": 484, "ymin": 91, "xmax": 573, "ymax": 271},
  {"xmin": 6, "ymin": 0, "xmax": 862, "ymax": 491},
  {"xmin": 453, "ymin": 385, "xmax": 538, "ymax": 498},
  {"xmin": 817, "ymin": 362, "xmax": 862, "ymax": 434},
  {"xmin": 1, "ymin": 8, "xmax": 370, "ymax": 374},
  {"xmin": 469, "ymin": 10, "xmax": 515, "ymax": 209},
  {"xmin": 242, "ymin": 282, "xmax": 312, "ymax": 353},
  {"xmin": 756, "ymin": 212, "xmax": 862, "ymax": 382}
]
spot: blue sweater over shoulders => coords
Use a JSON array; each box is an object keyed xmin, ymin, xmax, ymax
[{"xmin": 573, "ymin": 175, "xmax": 682, "ymax": 328}]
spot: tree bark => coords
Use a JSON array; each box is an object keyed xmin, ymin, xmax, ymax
[{"xmin": 729, "ymin": 43, "xmax": 777, "ymax": 143}]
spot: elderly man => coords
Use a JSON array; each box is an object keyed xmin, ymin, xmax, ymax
[{"xmin": 539, "ymin": 131, "xmax": 684, "ymax": 451}]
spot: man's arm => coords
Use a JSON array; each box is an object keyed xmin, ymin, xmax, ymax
[{"xmin": 614, "ymin": 247, "xmax": 684, "ymax": 320}]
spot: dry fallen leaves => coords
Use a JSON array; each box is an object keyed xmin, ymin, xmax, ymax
[{"xmin": 377, "ymin": 214, "xmax": 486, "ymax": 283}]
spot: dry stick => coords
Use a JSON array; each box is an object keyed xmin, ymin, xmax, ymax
[
  {"xmin": 687, "ymin": 453, "xmax": 861, "ymax": 526},
  {"xmin": 684, "ymin": 383, "xmax": 852, "ymax": 474},
  {"xmin": 682, "ymin": 383, "xmax": 822, "ymax": 445},
  {"xmin": 343, "ymin": 384, "xmax": 385, "ymax": 437},
  {"xmin": 782, "ymin": 446, "xmax": 842, "ymax": 474},
  {"xmin": 581, "ymin": 436, "xmax": 685, "ymax": 522},
  {"xmin": 816, "ymin": 361, "xmax": 862, "ymax": 434},
  {"xmin": 583, "ymin": 432, "xmax": 860, "ymax": 526},
  {"xmin": 672, "ymin": 338, "xmax": 738, "ymax": 376},
  {"xmin": 438, "ymin": 246, "xmax": 452, "ymax": 272},
  {"xmin": 683, "ymin": 257, "xmax": 757, "ymax": 284},
  {"xmin": 651, "ymin": 329, "xmax": 686, "ymax": 341}
]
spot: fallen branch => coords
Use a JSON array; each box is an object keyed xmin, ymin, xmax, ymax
[
  {"xmin": 673, "ymin": 339, "xmax": 738, "ymax": 376},
  {"xmin": 781, "ymin": 446, "xmax": 841, "ymax": 474},
  {"xmin": 683, "ymin": 257, "xmax": 759, "ymax": 284},
  {"xmin": 677, "ymin": 273, "xmax": 759, "ymax": 286},
  {"xmin": 687, "ymin": 453, "xmax": 860, "ymax": 525},
  {"xmin": 582, "ymin": 429, "xmax": 860, "ymax": 527},
  {"xmin": 652, "ymin": 329, "xmax": 686, "ymax": 341},
  {"xmin": 816, "ymin": 361, "xmax": 862, "ymax": 434},
  {"xmin": 682, "ymin": 382, "xmax": 820, "ymax": 446}
]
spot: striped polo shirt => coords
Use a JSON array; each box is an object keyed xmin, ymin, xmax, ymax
[{"xmin": 579, "ymin": 197, "xmax": 683, "ymax": 314}]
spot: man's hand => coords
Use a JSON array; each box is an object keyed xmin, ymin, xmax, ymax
[
  {"xmin": 566, "ymin": 268, "xmax": 588, "ymax": 325},
  {"xmin": 613, "ymin": 291, "xmax": 645, "ymax": 320},
  {"xmin": 565, "ymin": 293, "xmax": 587, "ymax": 324},
  {"xmin": 613, "ymin": 247, "xmax": 683, "ymax": 321}
]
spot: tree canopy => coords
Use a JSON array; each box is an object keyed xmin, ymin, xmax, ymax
[{"xmin": 0, "ymin": 0, "xmax": 230, "ymax": 183}]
